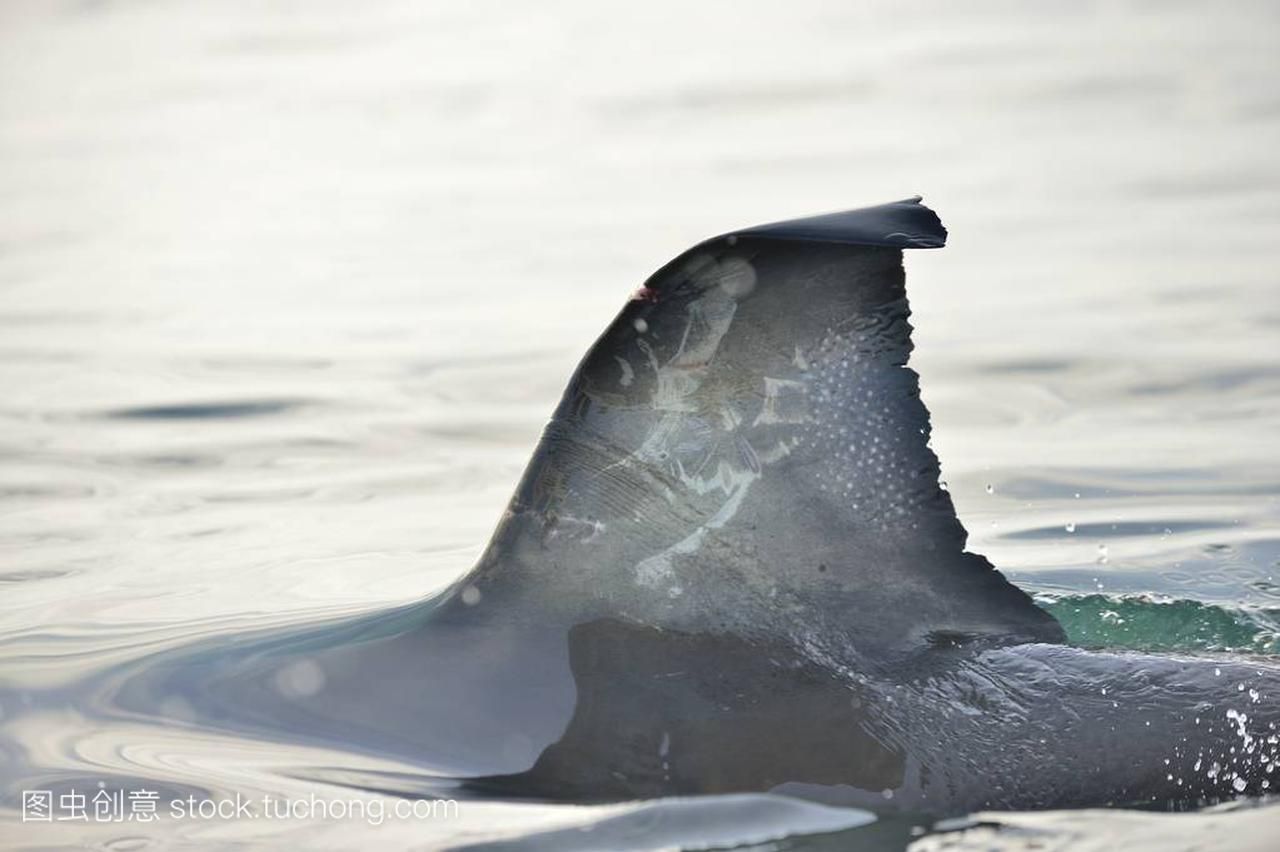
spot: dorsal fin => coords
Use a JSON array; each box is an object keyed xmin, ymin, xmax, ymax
[{"xmin": 464, "ymin": 199, "xmax": 1063, "ymax": 662}]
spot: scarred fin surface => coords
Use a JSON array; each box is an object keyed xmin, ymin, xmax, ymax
[{"xmin": 464, "ymin": 198, "xmax": 1063, "ymax": 662}]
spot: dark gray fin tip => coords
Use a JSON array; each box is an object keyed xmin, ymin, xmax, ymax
[{"xmin": 717, "ymin": 196, "xmax": 947, "ymax": 250}]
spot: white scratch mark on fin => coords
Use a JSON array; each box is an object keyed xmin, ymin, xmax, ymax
[
  {"xmin": 635, "ymin": 460, "xmax": 758, "ymax": 588},
  {"xmin": 756, "ymin": 439, "xmax": 797, "ymax": 464},
  {"xmin": 754, "ymin": 377, "xmax": 811, "ymax": 426},
  {"xmin": 631, "ymin": 287, "xmax": 760, "ymax": 591},
  {"xmin": 614, "ymin": 355, "xmax": 634, "ymax": 387}
]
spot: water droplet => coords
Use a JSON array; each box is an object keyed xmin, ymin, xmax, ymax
[
  {"xmin": 461, "ymin": 585, "xmax": 482, "ymax": 606},
  {"xmin": 1096, "ymin": 544, "xmax": 1108, "ymax": 564},
  {"xmin": 633, "ymin": 318, "xmax": 648, "ymax": 333},
  {"xmin": 1065, "ymin": 522, "xmax": 1076, "ymax": 533},
  {"xmin": 985, "ymin": 484, "xmax": 994, "ymax": 495}
]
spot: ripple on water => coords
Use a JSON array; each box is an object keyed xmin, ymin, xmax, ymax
[
  {"xmin": 100, "ymin": 398, "xmax": 314, "ymax": 421},
  {"xmin": 1003, "ymin": 519, "xmax": 1237, "ymax": 541}
]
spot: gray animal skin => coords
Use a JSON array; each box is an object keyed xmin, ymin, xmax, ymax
[{"xmin": 102, "ymin": 198, "xmax": 1279, "ymax": 816}]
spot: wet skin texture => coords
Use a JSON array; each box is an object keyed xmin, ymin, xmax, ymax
[{"xmin": 106, "ymin": 199, "xmax": 1280, "ymax": 816}]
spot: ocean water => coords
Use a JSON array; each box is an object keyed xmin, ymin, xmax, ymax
[{"xmin": 1, "ymin": 0, "xmax": 1278, "ymax": 849}]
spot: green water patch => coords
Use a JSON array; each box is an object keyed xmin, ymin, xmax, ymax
[{"xmin": 1038, "ymin": 593, "xmax": 1280, "ymax": 654}]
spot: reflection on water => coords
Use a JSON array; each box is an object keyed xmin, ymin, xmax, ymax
[
  {"xmin": 101, "ymin": 399, "xmax": 313, "ymax": 421},
  {"xmin": 2, "ymin": 0, "xmax": 1279, "ymax": 849}
]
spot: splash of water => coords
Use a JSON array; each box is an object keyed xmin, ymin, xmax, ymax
[{"xmin": 1038, "ymin": 593, "xmax": 1280, "ymax": 654}]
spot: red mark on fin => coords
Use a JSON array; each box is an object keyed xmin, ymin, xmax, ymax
[{"xmin": 631, "ymin": 287, "xmax": 660, "ymax": 303}]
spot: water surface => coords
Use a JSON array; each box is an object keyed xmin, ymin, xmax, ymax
[{"xmin": 1, "ymin": 0, "xmax": 1278, "ymax": 849}]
